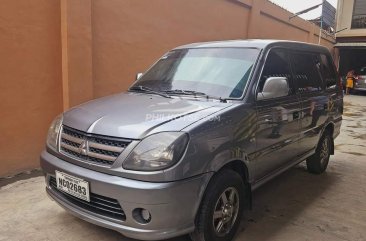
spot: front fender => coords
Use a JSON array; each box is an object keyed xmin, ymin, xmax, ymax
[{"xmin": 203, "ymin": 147, "xmax": 253, "ymax": 182}]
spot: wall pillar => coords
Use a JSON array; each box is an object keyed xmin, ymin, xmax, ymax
[
  {"xmin": 307, "ymin": 23, "xmax": 316, "ymax": 44},
  {"xmin": 334, "ymin": 47, "xmax": 340, "ymax": 69},
  {"xmin": 61, "ymin": 0, "xmax": 69, "ymax": 110},
  {"xmin": 60, "ymin": 0, "xmax": 94, "ymax": 110},
  {"xmin": 247, "ymin": 0, "xmax": 263, "ymax": 38}
]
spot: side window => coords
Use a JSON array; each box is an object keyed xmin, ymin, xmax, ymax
[
  {"xmin": 257, "ymin": 49, "xmax": 292, "ymax": 100},
  {"xmin": 320, "ymin": 54, "xmax": 337, "ymax": 89},
  {"xmin": 291, "ymin": 53, "xmax": 323, "ymax": 93}
]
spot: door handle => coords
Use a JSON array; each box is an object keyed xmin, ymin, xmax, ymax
[
  {"xmin": 284, "ymin": 139, "xmax": 292, "ymax": 144},
  {"xmin": 263, "ymin": 119, "xmax": 272, "ymax": 124}
]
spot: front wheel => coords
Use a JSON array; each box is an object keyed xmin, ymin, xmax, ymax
[
  {"xmin": 190, "ymin": 169, "xmax": 245, "ymax": 241},
  {"xmin": 306, "ymin": 131, "xmax": 332, "ymax": 174}
]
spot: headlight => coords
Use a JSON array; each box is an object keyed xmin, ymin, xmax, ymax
[
  {"xmin": 123, "ymin": 132, "xmax": 189, "ymax": 171},
  {"xmin": 46, "ymin": 114, "xmax": 63, "ymax": 150}
]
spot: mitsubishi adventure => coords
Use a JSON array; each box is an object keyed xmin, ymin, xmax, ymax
[{"xmin": 41, "ymin": 40, "xmax": 343, "ymax": 241}]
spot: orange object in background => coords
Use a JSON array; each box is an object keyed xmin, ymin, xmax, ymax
[{"xmin": 346, "ymin": 70, "xmax": 356, "ymax": 88}]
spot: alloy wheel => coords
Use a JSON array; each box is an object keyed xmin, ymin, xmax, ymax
[
  {"xmin": 320, "ymin": 136, "xmax": 330, "ymax": 167},
  {"xmin": 212, "ymin": 187, "xmax": 240, "ymax": 237}
]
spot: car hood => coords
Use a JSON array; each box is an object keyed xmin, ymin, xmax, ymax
[{"xmin": 63, "ymin": 92, "xmax": 232, "ymax": 139}]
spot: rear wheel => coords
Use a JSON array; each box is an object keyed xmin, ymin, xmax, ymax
[
  {"xmin": 190, "ymin": 169, "xmax": 245, "ymax": 241},
  {"xmin": 306, "ymin": 131, "xmax": 332, "ymax": 174}
]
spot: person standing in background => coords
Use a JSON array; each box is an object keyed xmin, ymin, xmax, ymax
[{"xmin": 346, "ymin": 70, "xmax": 356, "ymax": 95}]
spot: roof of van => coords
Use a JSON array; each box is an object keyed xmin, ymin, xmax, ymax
[{"xmin": 175, "ymin": 39, "xmax": 329, "ymax": 52}]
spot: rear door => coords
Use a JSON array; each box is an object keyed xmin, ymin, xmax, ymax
[
  {"xmin": 254, "ymin": 48, "xmax": 302, "ymax": 181},
  {"xmin": 290, "ymin": 52, "xmax": 328, "ymax": 153},
  {"xmin": 320, "ymin": 53, "xmax": 343, "ymax": 136}
]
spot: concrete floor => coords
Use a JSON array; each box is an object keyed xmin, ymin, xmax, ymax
[{"xmin": 1, "ymin": 94, "xmax": 366, "ymax": 241}]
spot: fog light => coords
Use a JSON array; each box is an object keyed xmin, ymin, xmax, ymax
[
  {"xmin": 141, "ymin": 209, "xmax": 151, "ymax": 221},
  {"xmin": 132, "ymin": 208, "xmax": 152, "ymax": 224}
]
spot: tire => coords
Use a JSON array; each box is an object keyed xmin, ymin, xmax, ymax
[
  {"xmin": 190, "ymin": 169, "xmax": 245, "ymax": 241},
  {"xmin": 306, "ymin": 131, "xmax": 332, "ymax": 174}
]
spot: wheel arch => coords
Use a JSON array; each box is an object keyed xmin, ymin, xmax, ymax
[
  {"xmin": 199, "ymin": 159, "xmax": 253, "ymax": 216},
  {"xmin": 219, "ymin": 160, "xmax": 250, "ymax": 184}
]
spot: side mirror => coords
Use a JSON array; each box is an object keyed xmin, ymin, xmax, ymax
[
  {"xmin": 136, "ymin": 72, "xmax": 143, "ymax": 80},
  {"xmin": 257, "ymin": 77, "xmax": 290, "ymax": 100}
]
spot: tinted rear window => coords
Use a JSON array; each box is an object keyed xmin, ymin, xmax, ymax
[
  {"xmin": 291, "ymin": 53, "xmax": 323, "ymax": 93},
  {"xmin": 320, "ymin": 54, "xmax": 337, "ymax": 89}
]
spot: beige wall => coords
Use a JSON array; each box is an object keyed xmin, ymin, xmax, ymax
[
  {"xmin": 88, "ymin": 0, "xmax": 335, "ymax": 98},
  {"xmin": 0, "ymin": 0, "xmax": 63, "ymax": 176},
  {"xmin": 336, "ymin": 0, "xmax": 366, "ymax": 38},
  {"xmin": 0, "ymin": 0, "xmax": 335, "ymax": 176},
  {"xmin": 92, "ymin": 0, "xmax": 251, "ymax": 98}
]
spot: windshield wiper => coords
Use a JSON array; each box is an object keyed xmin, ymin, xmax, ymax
[
  {"xmin": 129, "ymin": 85, "xmax": 172, "ymax": 98},
  {"xmin": 163, "ymin": 89, "xmax": 228, "ymax": 103},
  {"xmin": 164, "ymin": 89, "xmax": 206, "ymax": 95}
]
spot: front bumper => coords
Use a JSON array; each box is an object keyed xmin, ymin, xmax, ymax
[{"xmin": 40, "ymin": 150, "xmax": 212, "ymax": 240}]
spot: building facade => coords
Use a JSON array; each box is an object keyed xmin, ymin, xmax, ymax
[{"xmin": 336, "ymin": 0, "xmax": 366, "ymax": 75}]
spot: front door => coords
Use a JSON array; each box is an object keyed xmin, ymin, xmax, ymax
[{"xmin": 254, "ymin": 48, "xmax": 302, "ymax": 181}]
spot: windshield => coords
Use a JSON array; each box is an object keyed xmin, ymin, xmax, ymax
[{"xmin": 131, "ymin": 48, "xmax": 260, "ymax": 99}]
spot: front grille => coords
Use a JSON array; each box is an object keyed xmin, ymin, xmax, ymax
[
  {"xmin": 59, "ymin": 126, "xmax": 131, "ymax": 166},
  {"xmin": 49, "ymin": 176, "xmax": 126, "ymax": 221}
]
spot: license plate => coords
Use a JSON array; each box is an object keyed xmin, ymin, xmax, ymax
[{"xmin": 55, "ymin": 171, "xmax": 90, "ymax": 202}]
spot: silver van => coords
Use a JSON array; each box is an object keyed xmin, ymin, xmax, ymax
[
  {"xmin": 41, "ymin": 40, "xmax": 343, "ymax": 241},
  {"xmin": 354, "ymin": 66, "xmax": 366, "ymax": 92}
]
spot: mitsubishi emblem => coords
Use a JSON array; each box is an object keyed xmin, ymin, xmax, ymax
[{"xmin": 78, "ymin": 140, "xmax": 88, "ymax": 155}]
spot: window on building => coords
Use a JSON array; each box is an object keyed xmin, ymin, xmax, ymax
[{"xmin": 352, "ymin": 0, "xmax": 366, "ymax": 29}]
